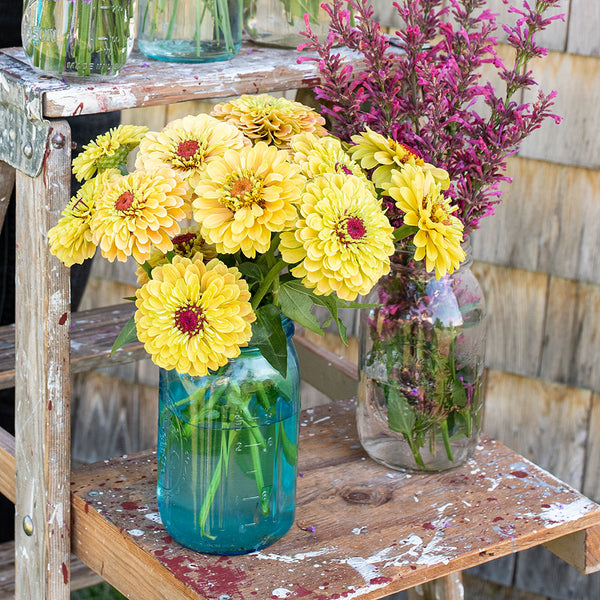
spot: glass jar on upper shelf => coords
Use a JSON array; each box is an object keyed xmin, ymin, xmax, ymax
[
  {"xmin": 243, "ymin": 0, "xmax": 332, "ymax": 48},
  {"xmin": 21, "ymin": 0, "xmax": 137, "ymax": 79},
  {"xmin": 137, "ymin": 0, "xmax": 243, "ymax": 63},
  {"xmin": 357, "ymin": 238, "xmax": 487, "ymax": 472}
]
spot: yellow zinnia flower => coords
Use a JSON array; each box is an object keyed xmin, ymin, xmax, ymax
[
  {"xmin": 193, "ymin": 142, "xmax": 305, "ymax": 258},
  {"xmin": 349, "ymin": 127, "xmax": 450, "ymax": 190},
  {"xmin": 72, "ymin": 125, "xmax": 149, "ymax": 182},
  {"xmin": 212, "ymin": 94, "xmax": 327, "ymax": 148},
  {"xmin": 289, "ymin": 133, "xmax": 371, "ymax": 188},
  {"xmin": 48, "ymin": 179, "xmax": 98, "ymax": 267},
  {"xmin": 135, "ymin": 225, "xmax": 217, "ymax": 285},
  {"xmin": 91, "ymin": 167, "xmax": 188, "ymax": 263},
  {"xmin": 386, "ymin": 163, "xmax": 465, "ymax": 279},
  {"xmin": 135, "ymin": 255, "xmax": 256, "ymax": 376},
  {"xmin": 280, "ymin": 174, "xmax": 395, "ymax": 301},
  {"xmin": 135, "ymin": 114, "xmax": 248, "ymax": 204}
]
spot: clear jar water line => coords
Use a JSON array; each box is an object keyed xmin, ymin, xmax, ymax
[{"xmin": 157, "ymin": 318, "xmax": 300, "ymax": 554}]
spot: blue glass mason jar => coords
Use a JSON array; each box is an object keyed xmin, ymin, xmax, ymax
[{"xmin": 157, "ymin": 318, "xmax": 300, "ymax": 555}]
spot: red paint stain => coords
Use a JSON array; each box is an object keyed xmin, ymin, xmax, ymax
[
  {"xmin": 72, "ymin": 102, "xmax": 84, "ymax": 116},
  {"xmin": 61, "ymin": 562, "xmax": 69, "ymax": 584},
  {"xmin": 487, "ymin": 497, "xmax": 497, "ymax": 502},
  {"xmin": 84, "ymin": 501, "xmax": 91, "ymax": 513},
  {"xmin": 410, "ymin": 565, "xmax": 417, "ymax": 570},
  {"xmin": 48, "ymin": 400, "xmax": 53, "ymax": 411},
  {"xmin": 511, "ymin": 470, "xmax": 529, "ymax": 478},
  {"xmin": 422, "ymin": 522, "xmax": 435, "ymax": 530},
  {"xmin": 493, "ymin": 516, "xmax": 504, "ymax": 522},
  {"xmin": 121, "ymin": 501, "xmax": 139, "ymax": 510},
  {"xmin": 370, "ymin": 576, "xmax": 392, "ymax": 585},
  {"xmin": 294, "ymin": 586, "xmax": 313, "ymax": 597},
  {"xmin": 58, "ymin": 312, "xmax": 68, "ymax": 325},
  {"xmin": 541, "ymin": 503, "xmax": 551, "ymax": 508}
]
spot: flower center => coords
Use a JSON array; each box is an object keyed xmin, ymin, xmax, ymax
[
  {"xmin": 431, "ymin": 202, "xmax": 452, "ymax": 226},
  {"xmin": 174, "ymin": 304, "xmax": 206, "ymax": 337},
  {"xmin": 335, "ymin": 163, "xmax": 354, "ymax": 175},
  {"xmin": 336, "ymin": 215, "xmax": 366, "ymax": 245},
  {"xmin": 397, "ymin": 142, "xmax": 424, "ymax": 165},
  {"xmin": 177, "ymin": 140, "xmax": 200, "ymax": 160},
  {"xmin": 222, "ymin": 171, "xmax": 264, "ymax": 212},
  {"xmin": 115, "ymin": 191, "xmax": 135, "ymax": 212},
  {"xmin": 172, "ymin": 232, "xmax": 198, "ymax": 254}
]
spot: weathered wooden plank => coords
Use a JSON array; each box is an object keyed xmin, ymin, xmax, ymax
[
  {"xmin": 540, "ymin": 277, "xmax": 600, "ymax": 393},
  {"xmin": 583, "ymin": 393, "xmax": 600, "ymax": 503},
  {"xmin": 461, "ymin": 574, "xmax": 549, "ymax": 600},
  {"xmin": 0, "ymin": 303, "xmax": 146, "ymax": 391},
  {"xmin": 0, "ymin": 427, "xmax": 15, "ymax": 503},
  {"xmin": 71, "ymin": 372, "xmax": 158, "ymax": 465},
  {"xmin": 70, "ymin": 400, "xmax": 600, "ymax": 600},
  {"xmin": 15, "ymin": 119, "xmax": 71, "ymax": 599},
  {"xmin": 567, "ymin": 0, "xmax": 600, "ymax": 56},
  {"xmin": 482, "ymin": 370, "xmax": 591, "ymax": 490},
  {"xmin": 471, "ymin": 262, "xmax": 548, "ymax": 380},
  {"xmin": 407, "ymin": 573, "xmax": 464, "ymax": 600},
  {"xmin": 0, "ymin": 541, "xmax": 102, "ymax": 596},
  {"xmin": 0, "ymin": 45, "xmax": 355, "ymax": 118},
  {"xmin": 519, "ymin": 50, "xmax": 600, "ymax": 169},
  {"xmin": 471, "ymin": 157, "xmax": 600, "ymax": 286},
  {"xmin": 0, "ymin": 161, "xmax": 14, "ymax": 233},
  {"xmin": 543, "ymin": 525, "xmax": 600, "ymax": 575}
]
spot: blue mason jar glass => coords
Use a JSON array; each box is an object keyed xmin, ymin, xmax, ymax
[{"xmin": 157, "ymin": 317, "xmax": 300, "ymax": 554}]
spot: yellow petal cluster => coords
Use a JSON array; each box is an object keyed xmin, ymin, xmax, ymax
[
  {"xmin": 48, "ymin": 179, "xmax": 98, "ymax": 267},
  {"xmin": 193, "ymin": 142, "xmax": 305, "ymax": 257},
  {"xmin": 349, "ymin": 127, "xmax": 450, "ymax": 190},
  {"xmin": 212, "ymin": 94, "xmax": 327, "ymax": 148},
  {"xmin": 290, "ymin": 133, "xmax": 371, "ymax": 188},
  {"xmin": 135, "ymin": 225, "xmax": 217, "ymax": 285},
  {"xmin": 135, "ymin": 114, "xmax": 248, "ymax": 206},
  {"xmin": 386, "ymin": 163, "xmax": 465, "ymax": 278},
  {"xmin": 91, "ymin": 167, "xmax": 188, "ymax": 263},
  {"xmin": 72, "ymin": 125, "xmax": 149, "ymax": 182},
  {"xmin": 135, "ymin": 255, "xmax": 256, "ymax": 376},
  {"xmin": 280, "ymin": 174, "xmax": 395, "ymax": 301}
]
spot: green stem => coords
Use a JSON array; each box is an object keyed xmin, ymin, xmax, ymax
[
  {"xmin": 406, "ymin": 434, "xmax": 426, "ymax": 470},
  {"xmin": 251, "ymin": 259, "xmax": 286, "ymax": 310},
  {"xmin": 249, "ymin": 428, "xmax": 270, "ymax": 516},
  {"xmin": 440, "ymin": 419, "xmax": 454, "ymax": 462}
]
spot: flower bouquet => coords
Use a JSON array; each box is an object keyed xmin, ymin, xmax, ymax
[
  {"xmin": 299, "ymin": 0, "xmax": 562, "ymax": 470},
  {"xmin": 21, "ymin": 0, "xmax": 136, "ymax": 78},
  {"xmin": 48, "ymin": 93, "xmax": 396, "ymax": 552}
]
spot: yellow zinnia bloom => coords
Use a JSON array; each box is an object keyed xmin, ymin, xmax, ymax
[
  {"xmin": 135, "ymin": 255, "xmax": 256, "ymax": 376},
  {"xmin": 48, "ymin": 179, "xmax": 98, "ymax": 267},
  {"xmin": 289, "ymin": 132, "xmax": 371, "ymax": 187},
  {"xmin": 280, "ymin": 174, "xmax": 395, "ymax": 301},
  {"xmin": 91, "ymin": 167, "xmax": 188, "ymax": 263},
  {"xmin": 135, "ymin": 114, "xmax": 248, "ymax": 205},
  {"xmin": 349, "ymin": 127, "xmax": 450, "ymax": 190},
  {"xmin": 211, "ymin": 94, "xmax": 327, "ymax": 148},
  {"xmin": 386, "ymin": 163, "xmax": 465, "ymax": 279},
  {"xmin": 72, "ymin": 125, "xmax": 149, "ymax": 182},
  {"xmin": 135, "ymin": 225, "xmax": 217, "ymax": 285},
  {"xmin": 193, "ymin": 142, "xmax": 305, "ymax": 258}
]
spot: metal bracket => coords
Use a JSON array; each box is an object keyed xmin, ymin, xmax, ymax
[{"xmin": 0, "ymin": 69, "xmax": 51, "ymax": 177}]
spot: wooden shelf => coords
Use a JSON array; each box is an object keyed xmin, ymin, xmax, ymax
[
  {"xmin": 0, "ymin": 303, "xmax": 145, "ymax": 390},
  {"xmin": 70, "ymin": 399, "xmax": 600, "ymax": 600}
]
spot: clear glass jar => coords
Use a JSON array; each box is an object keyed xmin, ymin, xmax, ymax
[
  {"xmin": 21, "ymin": 0, "xmax": 136, "ymax": 78},
  {"xmin": 243, "ymin": 0, "xmax": 331, "ymax": 48},
  {"xmin": 157, "ymin": 317, "xmax": 300, "ymax": 554},
  {"xmin": 357, "ymin": 239, "xmax": 486, "ymax": 472},
  {"xmin": 137, "ymin": 0, "xmax": 242, "ymax": 63}
]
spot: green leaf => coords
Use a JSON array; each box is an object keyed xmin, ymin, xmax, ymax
[
  {"xmin": 393, "ymin": 224, "xmax": 418, "ymax": 242},
  {"xmin": 122, "ymin": 296, "xmax": 137, "ymax": 302},
  {"xmin": 386, "ymin": 387, "xmax": 416, "ymax": 435},
  {"xmin": 238, "ymin": 262, "xmax": 268, "ymax": 285},
  {"xmin": 278, "ymin": 281, "xmax": 324, "ymax": 337},
  {"xmin": 251, "ymin": 304, "xmax": 288, "ymax": 377},
  {"xmin": 110, "ymin": 315, "xmax": 138, "ymax": 356},
  {"xmin": 311, "ymin": 292, "xmax": 349, "ymax": 344}
]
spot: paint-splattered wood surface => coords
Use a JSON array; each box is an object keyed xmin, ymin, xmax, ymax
[
  {"xmin": 0, "ymin": 44, "xmax": 359, "ymax": 119},
  {"xmin": 71, "ymin": 399, "xmax": 600, "ymax": 600}
]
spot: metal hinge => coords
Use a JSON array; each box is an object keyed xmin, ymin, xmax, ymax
[{"xmin": 0, "ymin": 69, "xmax": 51, "ymax": 177}]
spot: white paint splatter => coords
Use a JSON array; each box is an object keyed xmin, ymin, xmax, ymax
[
  {"xmin": 352, "ymin": 526, "xmax": 367, "ymax": 535},
  {"xmin": 271, "ymin": 588, "xmax": 292, "ymax": 598},
  {"xmin": 252, "ymin": 548, "xmax": 332, "ymax": 563},
  {"xmin": 127, "ymin": 529, "xmax": 144, "ymax": 537},
  {"xmin": 145, "ymin": 512, "xmax": 163, "ymax": 524},
  {"xmin": 344, "ymin": 556, "xmax": 383, "ymax": 583},
  {"xmin": 312, "ymin": 416, "xmax": 331, "ymax": 424},
  {"xmin": 535, "ymin": 498, "xmax": 599, "ymax": 526}
]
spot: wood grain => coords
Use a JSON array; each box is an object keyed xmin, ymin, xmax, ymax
[
  {"xmin": 15, "ymin": 119, "xmax": 71, "ymax": 600},
  {"xmin": 70, "ymin": 400, "xmax": 600, "ymax": 600},
  {"xmin": 543, "ymin": 525, "xmax": 600, "ymax": 575},
  {"xmin": 407, "ymin": 573, "xmax": 464, "ymax": 600},
  {"xmin": 0, "ymin": 161, "xmax": 14, "ymax": 233},
  {"xmin": 567, "ymin": 0, "xmax": 600, "ymax": 56},
  {"xmin": 0, "ymin": 427, "xmax": 15, "ymax": 503},
  {"xmin": 583, "ymin": 393, "xmax": 600, "ymax": 503}
]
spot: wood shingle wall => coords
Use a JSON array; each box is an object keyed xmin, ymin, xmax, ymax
[{"xmin": 76, "ymin": 1, "xmax": 598, "ymax": 597}]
